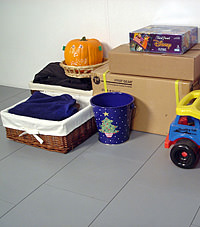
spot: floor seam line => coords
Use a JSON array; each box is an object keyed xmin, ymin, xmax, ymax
[
  {"xmin": 0, "ymin": 144, "xmax": 93, "ymax": 219},
  {"xmin": 0, "ymin": 145, "xmax": 26, "ymax": 162},
  {"xmin": 45, "ymin": 184, "xmax": 107, "ymax": 202},
  {"xmin": 88, "ymin": 141, "xmax": 164, "ymax": 226},
  {"xmin": 190, "ymin": 205, "xmax": 200, "ymax": 227}
]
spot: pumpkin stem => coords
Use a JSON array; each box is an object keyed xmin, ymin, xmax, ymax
[{"xmin": 81, "ymin": 36, "xmax": 87, "ymax": 41}]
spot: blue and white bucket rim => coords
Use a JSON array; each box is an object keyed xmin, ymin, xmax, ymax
[{"xmin": 90, "ymin": 92, "xmax": 134, "ymax": 108}]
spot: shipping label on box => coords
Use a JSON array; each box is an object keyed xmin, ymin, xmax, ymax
[
  {"xmin": 92, "ymin": 75, "xmax": 133, "ymax": 94},
  {"xmin": 130, "ymin": 25, "xmax": 198, "ymax": 54},
  {"xmin": 92, "ymin": 64, "xmax": 193, "ymax": 136}
]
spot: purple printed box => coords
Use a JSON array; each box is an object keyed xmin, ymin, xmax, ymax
[{"xmin": 130, "ymin": 25, "xmax": 198, "ymax": 54}]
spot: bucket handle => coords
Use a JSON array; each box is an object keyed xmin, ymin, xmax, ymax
[{"xmin": 130, "ymin": 103, "xmax": 134, "ymax": 109}]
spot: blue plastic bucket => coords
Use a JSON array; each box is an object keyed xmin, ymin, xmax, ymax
[{"xmin": 90, "ymin": 92, "xmax": 134, "ymax": 144}]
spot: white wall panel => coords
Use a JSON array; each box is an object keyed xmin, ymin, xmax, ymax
[
  {"xmin": 0, "ymin": 0, "xmax": 108, "ymax": 88},
  {"xmin": 0, "ymin": 0, "xmax": 200, "ymax": 88}
]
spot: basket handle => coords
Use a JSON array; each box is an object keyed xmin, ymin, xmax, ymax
[{"xmin": 19, "ymin": 131, "xmax": 43, "ymax": 144}]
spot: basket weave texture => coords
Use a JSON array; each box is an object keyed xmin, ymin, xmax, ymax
[
  {"xmin": 60, "ymin": 59, "xmax": 108, "ymax": 78},
  {"xmin": 6, "ymin": 117, "xmax": 97, "ymax": 153}
]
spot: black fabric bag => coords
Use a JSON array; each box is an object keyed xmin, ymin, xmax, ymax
[{"xmin": 33, "ymin": 62, "xmax": 92, "ymax": 90}]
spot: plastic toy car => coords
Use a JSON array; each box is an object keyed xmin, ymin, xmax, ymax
[{"xmin": 165, "ymin": 90, "xmax": 200, "ymax": 168}]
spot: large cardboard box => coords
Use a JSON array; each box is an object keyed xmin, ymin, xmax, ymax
[
  {"xmin": 92, "ymin": 64, "xmax": 194, "ymax": 136},
  {"xmin": 108, "ymin": 43, "xmax": 200, "ymax": 81}
]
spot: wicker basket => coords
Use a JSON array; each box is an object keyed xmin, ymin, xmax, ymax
[
  {"xmin": 60, "ymin": 59, "xmax": 108, "ymax": 78},
  {"xmin": 1, "ymin": 92, "xmax": 97, "ymax": 154},
  {"xmin": 5, "ymin": 117, "xmax": 97, "ymax": 154}
]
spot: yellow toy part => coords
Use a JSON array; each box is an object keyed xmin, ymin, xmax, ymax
[{"xmin": 176, "ymin": 90, "xmax": 200, "ymax": 119}]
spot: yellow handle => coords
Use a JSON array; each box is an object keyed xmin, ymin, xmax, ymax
[
  {"xmin": 175, "ymin": 80, "xmax": 180, "ymax": 106},
  {"xmin": 103, "ymin": 70, "xmax": 109, "ymax": 93},
  {"xmin": 176, "ymin": 90, "xmax": 200, "ymax": 119}
]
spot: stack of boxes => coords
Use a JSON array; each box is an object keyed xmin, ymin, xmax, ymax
[{"xmin": 91, "ymin": 25, "xmax": 200, "ymax": 136}]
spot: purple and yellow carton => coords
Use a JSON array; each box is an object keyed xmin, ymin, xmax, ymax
[{"xmin": 130, "ymin": 25, "xmax": 198, "ymax": 54}]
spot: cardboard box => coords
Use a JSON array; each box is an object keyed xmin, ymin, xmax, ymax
[
  {"xmin": 108, "ymin": 43, "xmax": 200, "ymax": 81},
  {"xmin": 129, "ymin": 25, "xmax": 198, "ymax": 54},
  {"xmin": 92, "ymin": 64, "xmax": 194, "ymax": 136}
]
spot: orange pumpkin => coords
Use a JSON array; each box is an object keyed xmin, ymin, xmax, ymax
[{"xmin": 64, "ymin": 37, "xmax": 103, "ymax": 66}]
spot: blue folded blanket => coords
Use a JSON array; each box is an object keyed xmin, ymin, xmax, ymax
[{"xmin": 8, "ymin": 92, "xmax": 78, "ymax": 121}]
